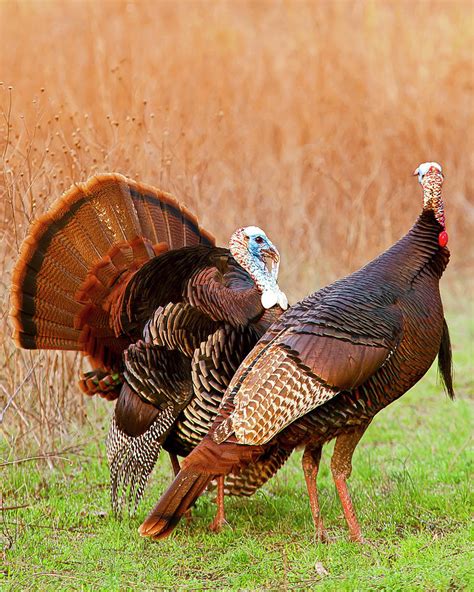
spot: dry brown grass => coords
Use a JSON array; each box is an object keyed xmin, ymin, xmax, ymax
[{"xmin": 0, "ymin": 0, "xmax": 472, "ymax": 450}]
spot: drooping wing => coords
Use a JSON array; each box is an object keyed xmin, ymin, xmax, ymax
[
  {"xmin": 119, "ymin": 247, "xmax": 264, "ymax": 337},
  {"xmin": 107, "ymin": 384, "xmax": 175, "ymax": 515},
  {"xmin": 213, "ymin": 291, "xmax": 404, "ymax": 446},
  {"xmin": 123, "ymin": 302, "xmax": 219, "ymax": 409},
  {"xmin": 109, "ymin": 301, "xmax": 221, "ymax": 516},
  {"xmin": 122, "ymin": 281, "xmax": 266, "ymax": 409},
  {"xmin": 184, "ymin": 258, "xmax": 264, "ymax": 327},
  {"xmin": 124, "ymin": 341, "xmax": 192, "ymax": 409}
]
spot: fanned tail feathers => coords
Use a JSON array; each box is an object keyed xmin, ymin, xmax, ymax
[{"xmin": 10, "ymin": 173, "xmax": 214, "ymax": 379}]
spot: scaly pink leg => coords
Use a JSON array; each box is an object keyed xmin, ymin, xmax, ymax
[
  {"xmin": 169, "ymin": 452, "xmax": 181, "ymax": 477},
  {"xmin": 330, "ymin": 426, "xmax": 369, "ymax": 543},
  {"xmin": 302, "ymin": 446, "xmax": 330, "ymax": 543},
  {"xmin": 208, "ymin": 476, "xmax": 226, "ymax": 533},
  {"xmin": 333, "ymin": 475, "xmax": 363, "ymax": 542}
]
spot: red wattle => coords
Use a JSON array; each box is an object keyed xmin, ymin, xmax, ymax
[{"xmin": 438, "ymin": 231, "xmax": 448, "ymax": 247}]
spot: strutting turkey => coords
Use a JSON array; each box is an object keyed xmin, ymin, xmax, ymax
[
  {"xmin": 10, "ymin": 174, "xmax": 289, "ymax": 527},
  {"xmin": 140, "ymin": 162, "xmax": 455, "ymax": 542}
]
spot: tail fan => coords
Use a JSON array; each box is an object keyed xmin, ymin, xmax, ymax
[
  {"xmin": 438, "ymin": 317, "xmax": 455, "ymax": 400},
  {"xmin": 10, "ymin": 174, "xmax": 215, "ymax": 375}
]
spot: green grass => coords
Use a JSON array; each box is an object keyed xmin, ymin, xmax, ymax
[{"xmin": 1, "ymin": 311, "xmax": 473, "ymax": 591}]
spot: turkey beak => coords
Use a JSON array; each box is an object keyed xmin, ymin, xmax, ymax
[{"xmin": 413, "ymin": 167, "xmax": 423, "ymax": 184}]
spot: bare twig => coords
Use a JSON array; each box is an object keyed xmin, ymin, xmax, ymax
[
  {"xmin": 0, "ymin": 445, "xmax": 81, "ymax": 467},
  {"xmin": 0, "ymin": 360, "xmax": 41, "ymax": 423},
  {"xmin": 0, "ymin": 503, "xmax": 30, "ymax": 511}
]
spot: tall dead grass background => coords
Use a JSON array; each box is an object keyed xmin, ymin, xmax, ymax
[{"xmin": 0, "ymin": 1, "xmax": 472, "ymax": 453}]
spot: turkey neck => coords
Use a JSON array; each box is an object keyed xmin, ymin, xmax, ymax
[
  {"xmin": 404, "ymin": 208, "xmax": 449, "ymax": 279},
  {"xmin": 359, "ymin": 168, "xmax": 449, "ymax": 287},
  {"xmin": 245, "ymin": 257, "xmax": 278, "ymax": 296},
  {"xmin": 422, "ymin": 170, "xmax": 446, "ymax": 228},
  {"xmin": 358, "ymin": 207, "xmax": 450, "ymax": 292}
]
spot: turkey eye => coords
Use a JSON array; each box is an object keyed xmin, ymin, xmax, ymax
[{"xmin": 255, "ymin": 236, "xmax": 264, "ymax": 244}]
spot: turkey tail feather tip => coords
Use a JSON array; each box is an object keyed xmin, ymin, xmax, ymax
[
  {"xmin": 438, "ymin": 317, "xmax": 455, "ymax": 400},
  {"xmin": 139, "ymin": 470, "xmax": 213, "ymax": 539}
]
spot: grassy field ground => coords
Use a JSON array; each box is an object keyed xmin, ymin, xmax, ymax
[{"xmin": 1, "ymin": 307, "xmax": 472, "ymax": 591}]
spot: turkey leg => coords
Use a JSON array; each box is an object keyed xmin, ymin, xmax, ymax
[
  {"xmin": 169, "ymin": 452, "xmax": 181, "ymax": 477},
  {"xmin": 302, "ymin": 445, "xmax": 330, "ymax": 543},
  {"xmin": 208, "ymin": 476, "xmax": 226, "ymax": 533},
  {"xmin": 330, "ymin": 426, "xmax": 368, "ymax": 542}
]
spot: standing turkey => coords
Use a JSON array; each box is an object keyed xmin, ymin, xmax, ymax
[
  {"xmin": 10, "ymin": 174, "xmax": 289, "ymax": 527},
  {"xmin": 140, "ymin": 162, "xmax": 455, "ymax": 542}
]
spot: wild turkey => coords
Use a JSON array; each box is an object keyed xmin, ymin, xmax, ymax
[
  {"xmin": 10, "ymin": 174, "xmax": 289, "ymax": 526},
  {"xmin": 140, "ymin": 161, "xmax": 455, "ymax": 542}
]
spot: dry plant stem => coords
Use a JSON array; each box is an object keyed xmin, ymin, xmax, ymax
[
  {"xmin": 302, "ymin": 446, "xmax": 330, "ymax": 543},
  {"xmin": 0, "ymin": 451, "xmax": 75, "ymax": 468},
  {"xmin": 330, "ymin": 427, "xmax": 369, "ymax": 543},
  {"xmin": 208, "ymin": 476, "xmax": 226, "ymax": 533},
  {"xmin": 0, "ymin": 503, "xmax": 29, "ymax": 511}
]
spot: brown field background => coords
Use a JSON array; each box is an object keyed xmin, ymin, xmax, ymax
[{"xmin": 0, "ymin": 0, "xmax": 472, "ymax": 451}]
